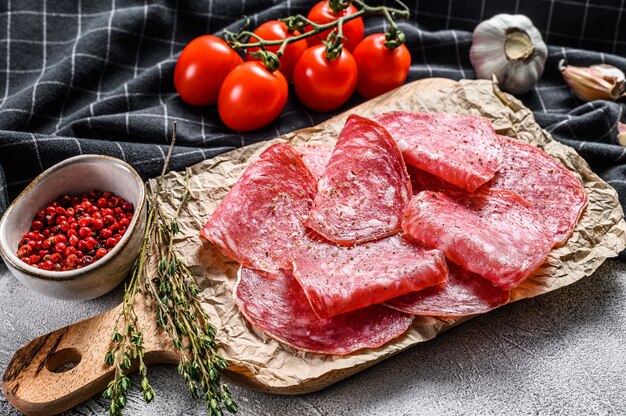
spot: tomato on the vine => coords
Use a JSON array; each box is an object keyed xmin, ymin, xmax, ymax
[
  {"xmin": 218, "ymin": 62, "xmax": 288, "ymax": 132},
  {"xmin": 353, "ymin": 34, "xmax": 411, "ymax": 99},
  {"xmin": 249, "ymin": 20, "xmax": 308, "ymax": 82},
  {"xmin": 306, "ymin": 1, "xmax": 364, "ymax": 52},
  {"xmin": 174, "ymin": 35, "xmax": 242, "ymax": 106},
  {"xmin": 293, "ymin": 45, "xmax": 357, "ymax": 113}
]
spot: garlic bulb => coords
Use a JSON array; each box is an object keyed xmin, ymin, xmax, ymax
[
  {"xmin": 470, "ymin": 14, "xmax": 548, "ymax": 94},
  {"xmin": 559, "ymin": 60, "xmax": 625, "ymax": 102}
]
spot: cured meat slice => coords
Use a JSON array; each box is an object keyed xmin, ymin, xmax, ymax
[
  {"xmin": 408, "ymin": 137, "xmax": 587, "ymax": 246},
  {"xmin": 375, "ymin": 111, "xmax": 503, "ymax": 192},
  {"xmin": 297, "ymin": 145, "xmax": 333, "ymax": 181},
  {"xmin": 234, "ymin": 267, "xmax": 414, "ymax": 355},
  {"xmin": 407, "ymin": 164, "xmax": 463, "ymax": 194},
  {"xmin": 489, "ymin": 137, "xmax": 587, "ymax": 245},
  {"xmin": 201, "ymin": 143, "xmax": 316, "ymax": 273},
  {"xmin": 306, "ymin": 114, "xmax": 412, "ymax": 245},
  {"xmin": 385, "ymin": 262, "xmax": 510, "ymax": 317},
  {"xmin": 292, "ymin": 233, "xmax": 448, "ymax": 318},
  {"xmin": 402, "ymin": 190, "xmax": 554, "ymax": 290}
]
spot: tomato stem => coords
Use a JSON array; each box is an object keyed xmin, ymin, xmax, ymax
[
  {"xmin": 324, "ymin": 17, "xmax": 345, "ymax": 60},
  {"xmin": 382, "ymin": 8, "xmax": 406, "ymax": 51},
  {"xmin": 328, "ymin": 0, "xmax": 351, "ymax": 14},
  {"xmin": 223, "ymin": 0, "xmax": 410, "ymax": 70}
]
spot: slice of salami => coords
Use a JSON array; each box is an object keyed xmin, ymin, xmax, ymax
[
  {"xmin": 306, "ymin": 114, "xmax": 412, "ymax": 245},
  {"xmin": 489, "ymin": 137, "xmax": 587, "ymax": 246},
  {"xmin": 385, "ymin": 262, "xmax": 510, "ymax": 317},
  {"xmin": 402, "ymin": 190, "xmax": 554, "ymax": 290},
  {"xmin": 298, "ymin": 145, "xmax": 333, "ymax": 181},
  {"xmin": 234, "ymin": 267, "xmax": 414, "ymax": 355},
  {"xmin": 200, "ymin": 143, "xmax": 316, "ymax": 273},
  {"xmin": 292, "ymin": 233, "xmax": 448, "ymax": 318},
  {"xmin": 375, "ymin": 111, "xmax": 502, "ymax": 192},
  {"xmin": 407, "ymin": 164, "xmax": 463, "ymax": 194}
]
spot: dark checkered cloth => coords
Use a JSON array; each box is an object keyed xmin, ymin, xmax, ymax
[{"xmin": 0, "ymin": 0, "xmax": 624, "ymax": 246}]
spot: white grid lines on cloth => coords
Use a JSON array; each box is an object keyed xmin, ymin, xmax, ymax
[
  {"xmin": 133, "ymin": 0, "xmax": 149, "ymax": 78},
  {"xmin": 1, "ymin": 0, "xmax": 10, "ymax": 107},
  {"xmin": 25, "ymin": 0, "xmax": 47, "ymax": 130},
  {"xmin": 96, "ymin": 0, "xmax": 116, "ymax": 102},
  {"xmin": 0, "ymin": 4, "xmax": 252, "ymax": 19},
  {"xmin": 614, "ymin": 0, "xmax": 625, "ymax": 54},
  {"xmin": 534, "ymin": 84, "xmax": 548, "ymax": 113},
  {"xmin": 445, "ymin": 0, "xmax": 453, "ymax": 30},
  {"xmin": 1, "ymin": 148, "xmax": 227, "ymax": 189},
  {"xmin": 200, "ymin": 112, "xmax": 207, "ymax": 147},
  {"xmin": 0, "ymin": 135, "xmax": 101, "ymax": 150},
  {"xmin": 414, "ymin": 5, "xmax": 434, "ymax": 77},
  {"xmin": 578, "ymin": 0, "xmax": 591, "ymax": 49},
  {"xmin": 0, "ymin": 78, "xmax": 178, "ymax": 105},
  {"xmin": 123, "ymin": 83, "xmax": 130, "ymax": 135},
  {"xmin": 0, "ymin": 109, "xmax": 228, "ymax": 131},
  {"xmin": 451, "ymin": 31, "xmax": 467, "ymax": 79},
  {"xmin": 0, "ymin": 51, "xmax": 177, "ymax": 76},
  {"xmin": 544, "ymin": 0, "xmax": 555, "ymax": 43},
  {"xmin": 157, "ymin": 62, "xmax": 169, "ymax": 143},
  {"xmin": 169, "ymin": 0, "xmax": 179, "ymax": 58},
  {"xmin": 30, "ymin": 133, "xmax": 44, "ymax": 172},
  {"xmin": 206, "ymin": 0, "xmax": 214, "ymax": 33},
  {"xmin": 115, "ymin": 141, "xmax": 127, "ymax": 161},
  {"xmin": 0, "ymin": 28, "xmax": 186, "ymax": 47},
  {"xmin": 588, "ymin": 101, "xmax": 620, "ymax": 142},
  {"xmin": 55, "ymin": 0, "xmax": 82, "ymax": 132},
  {"xmin": 380, "ymin": 9, "xmax": 626, "ymax": 47}
]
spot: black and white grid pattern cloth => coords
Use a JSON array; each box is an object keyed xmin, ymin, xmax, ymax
[{"xmin": 0, "ymin": 1, "xmax": 625, "ymax": 226}]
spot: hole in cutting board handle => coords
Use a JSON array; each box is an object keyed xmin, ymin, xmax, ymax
[{"xmin": 46, "ymin": 347, "xmax": 82, "ymax": 373}]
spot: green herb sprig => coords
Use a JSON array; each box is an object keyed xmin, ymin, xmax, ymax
[{"xmin": 103, "ymin": 122, "xmax": 237, "ymax": 416}]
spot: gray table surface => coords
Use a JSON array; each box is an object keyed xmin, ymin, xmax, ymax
[{"xmin": 1, "ymin": 259, "xmax": 625, "ymax": 416}]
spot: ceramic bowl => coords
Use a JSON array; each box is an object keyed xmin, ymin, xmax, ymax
[{"xmin": 0, "ymin": 155, "xmax": 147, "ymax": 301}]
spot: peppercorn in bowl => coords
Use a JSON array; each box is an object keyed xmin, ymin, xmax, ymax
[{"xmin": 0, "ymin": 155, "xmax": 147, "ymax": 300}]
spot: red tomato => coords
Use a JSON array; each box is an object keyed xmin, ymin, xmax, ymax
[
  {"xmin": 353, "ymin": 34, "xmax": 411, "ymax": 99},
  {"xmin": 218, "ymin": 62, "xmax": 288, "ymax": 132},
  {"xmin": 306, "ymin": 1, "xmax": 364, "ymax": 52},
  {"xmin": 174, "ymin": 35, "xmax": 242, "ymax": 106},
  {"xmin": 249, "ymin": 20, "xmax": 308, "ymax": 82},
  {"xmin": 293, "ymin": 45, "xmax": 357, "ymax": 113}
]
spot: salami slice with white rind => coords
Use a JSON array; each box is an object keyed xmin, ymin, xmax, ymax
[
  {"xmin": 490, "ymin": 137, "xmax": 587, "ymax": 246},
  {"xmin": 375, "ymin": 111, "xmax": 502, "ymax": 192},
  {"xmin": 234, "ymin": 267, "xmax": 414, "ymax": 355},
  {"xmin": 402, "ymin": 190, "xmax": 554, "ymax": 290},
  {"xmin": 306, "ymin": 114, "xmax": 412, "ymax": 245},
  {"xmin": 298, "ymin": 145, "xmax": 333, "ymax": 181},
  {"xmin": 292, "ymin": 233, "xmax": 448, "ymax": 318},
  {"xmin": 385, "ymin": 262, "xmax": 510, "ymax": 317},
  {"xmin": 201, "ymin": 143, "xmax": 316, "ymax": 273}
]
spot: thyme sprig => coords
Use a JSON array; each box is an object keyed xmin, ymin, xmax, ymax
[
  {"xmin": 102, "ymin": 208, "xmax": 155, "ymax": 415},
  {"xmin": 103, "ymin": 122, "xmax": 237, "ymax": 415}
]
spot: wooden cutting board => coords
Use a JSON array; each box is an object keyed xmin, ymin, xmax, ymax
[{"xmin": 3, "ymin": 77, "xmax": 625, "ymax": 416}]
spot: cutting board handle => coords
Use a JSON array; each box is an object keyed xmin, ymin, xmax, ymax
[{"xmin": 2, "ymin": 296, "xmax": 177, "ymax": 416}]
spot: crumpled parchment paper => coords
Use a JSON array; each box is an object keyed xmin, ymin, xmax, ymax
[{"xmin": 149, "ymin": 79, "xmax": 626, "ymax": 394}]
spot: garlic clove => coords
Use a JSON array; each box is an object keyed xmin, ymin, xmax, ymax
[
  {"xmin": 618, "ymin": 122, "xmax": 626, "ymax": 147},
  {"xmin": 559, "ymin": 60, "xmax": 626, "ymax": 102}
]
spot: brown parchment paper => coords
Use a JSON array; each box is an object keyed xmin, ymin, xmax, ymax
[{"xmin": 149, "ymin": 79, "xmax": 626, "ymax": 394}]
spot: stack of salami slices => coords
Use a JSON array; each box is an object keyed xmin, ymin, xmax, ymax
[{"xmin": 201, "ymin": 112, "xmax": 587, "ymax": 355}]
